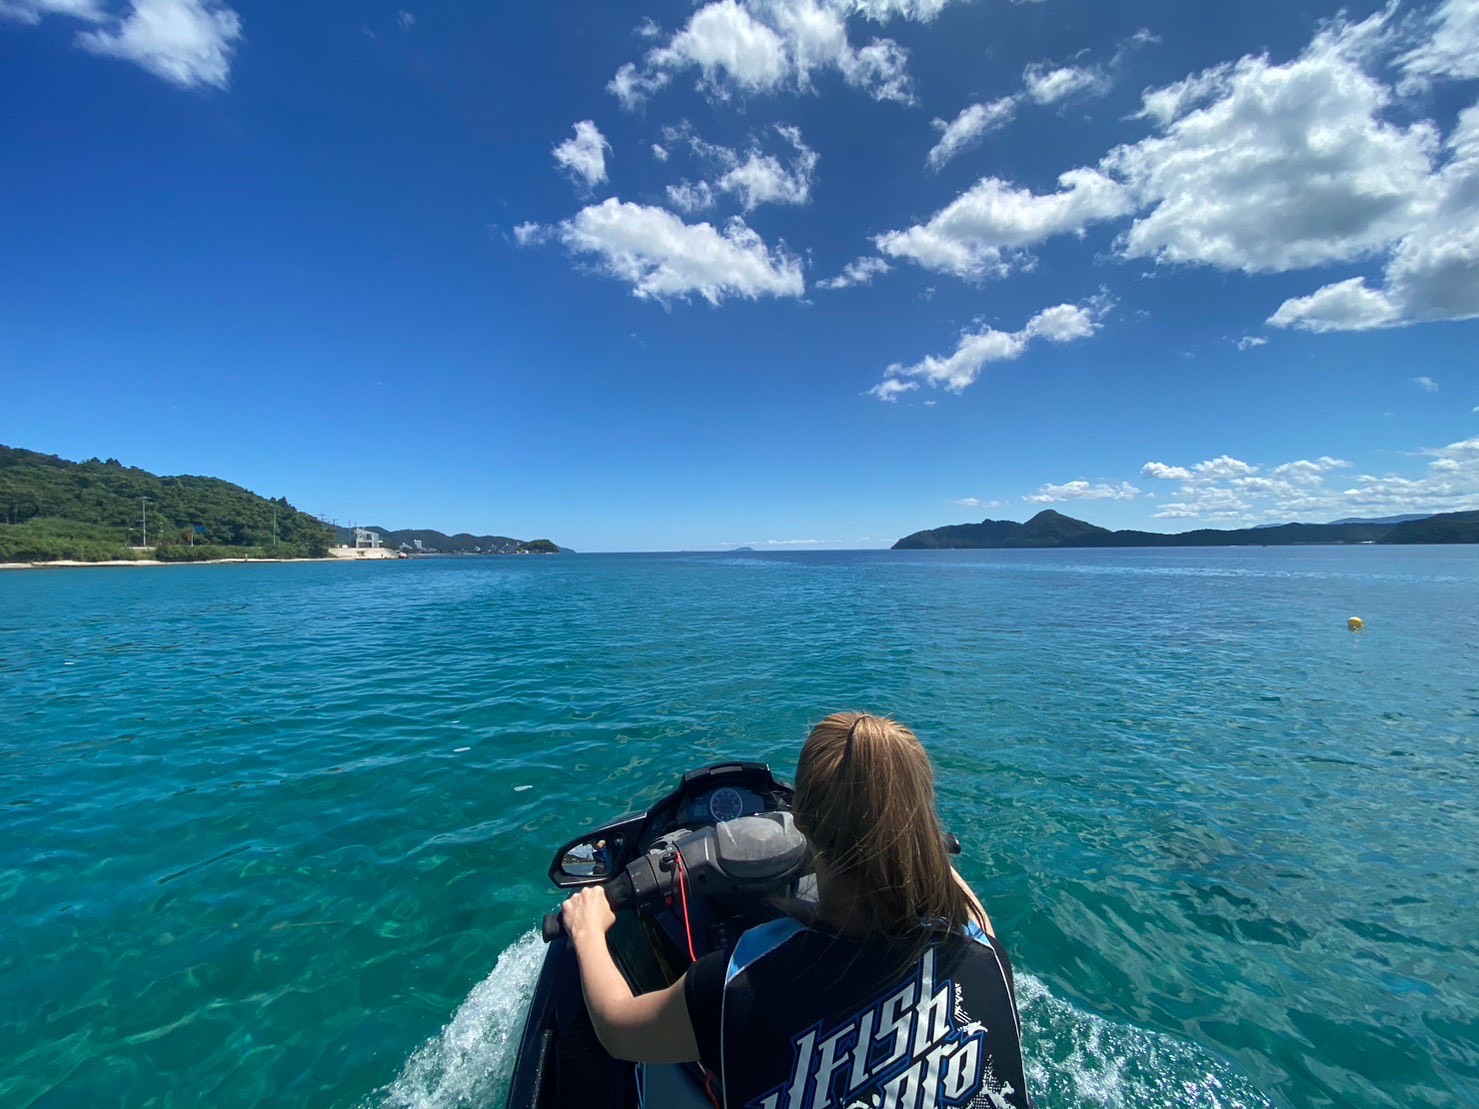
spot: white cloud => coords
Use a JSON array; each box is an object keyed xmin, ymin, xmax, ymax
[
  {"xmin": 1400, "ymin": 0, "xmax": 1479, "ymax": 84},
  {"xmin": 555, "ymin": 198, "xmax": 804, "ymax": 305},
  {"xmin": 926, "ymin": 97, "xmax": 1017, "ymax": 170},
  {"xmin": 876, "ymin": 168, "xmax": 1131, "ymax": 278},
  {"xmin": 1141, "ymin": 462, "xmax": 1193, "ymax": 480},
  {"xmin": 1267, "ymin": 276, "xmax": 1400, "ymax": 331},
  {"xmin": 72, "ymin": 0, "xmax": 241, "ymax": 89},
  {"xmin": 1025, "ymin": 480, "xmax": 1140, "ymax": 503},
  {"xmin": 951, "ymin": 497, "xmax": 981, "ymax": 507},
  {"xmin": 1022, "ymin": 62, "xmax": 1110, "ymax": 105},
  {"xmin": 1235, "ymin": 335, "xmax": 1268, "ymax": 350},
  {"xmin": 1108, "ymin": 15, "xmax": 1437, "ymax": 275},
  {"xmin": 552, "ymin": 120, "xmax": 611, "ymax": 189},
  {"xmin": 608, "ymin": 0, "xmax": 926, "ymax": 109},
  {"xmin": 717, "ymin": 124, "xmax": 818, "ymax": 209},
  {"xmin": 870, "ymin": 300, "xmax": 1103, "ymax": 399},
  {"xmin": 511, "ymin": 221, "xmax": 550, "ymax": 247},
  {"xmin": 1195, "ymin": 455, "xmax": 1259, "ymax": 479},
  {"xmin": 397, "ymin": 9, "xmax": 414, "ymax": 29},
  {"xmin": 660, "ymin": 122, "xmax": 818, "ymax": 213},
  {"xmin": 667, "ymin": 180, "xmax": 717, "ymax": 214},
  {"xmin": 1414, "ymin": 375, "xmax": 1439, "ymax": 393},
  {"xmin": 0, "ymin": 0, "xmax": 103, "ymax": 23},
  {"xmin": 816, "ymin": 255, "xmax": 891, "ymax": 289},
  {"xmin": 651, "ymin": 143, "xmax": 670, "ymax": 162}
]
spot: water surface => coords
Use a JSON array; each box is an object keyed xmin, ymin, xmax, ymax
[{"xmin": 2, "ymin": 547, "xmax": 1475, "ymax": 1107}]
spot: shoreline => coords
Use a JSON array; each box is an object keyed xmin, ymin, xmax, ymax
[{"xmin": 0, "ymin": 556, "xmax": 362, "ymax": 571}]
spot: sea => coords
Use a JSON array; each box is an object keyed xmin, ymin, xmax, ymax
[{"xmin": 2, "ymin": 547, "xmax": 1476, "ymax": 1108}]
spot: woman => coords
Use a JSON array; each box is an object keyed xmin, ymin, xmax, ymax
[{"xmin": 561, "ymin": 711, "xmax": 1032, "ymax": 1108}]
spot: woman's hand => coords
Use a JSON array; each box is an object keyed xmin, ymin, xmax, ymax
[{"xmin": 561, "ymin": 886, "xmax": 616, "ymax": 947}]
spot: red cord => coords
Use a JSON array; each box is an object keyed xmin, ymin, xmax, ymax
[
  {"xmin": 674, "ymin": 850, "xmax": 699, "ymax": 963},
  {"xmin": 674, "ymin": 851, "xmax": 720, "ymax": 1108}
]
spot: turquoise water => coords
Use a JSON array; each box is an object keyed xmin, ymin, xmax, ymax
[{"xmin": 2, "ymin": 548, "xmax": 1476, "ymax": 1108}]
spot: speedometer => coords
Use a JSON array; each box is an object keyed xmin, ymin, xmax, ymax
[{"xmin": 708, "ymin": 786, "xmax": 745, "ymax": 823}]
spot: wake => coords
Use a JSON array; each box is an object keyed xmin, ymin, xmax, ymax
[
  {"xmin": 380, "ymin": 931, "xmax": 546, "ymax": 1108},
  {"xmin": 377, "ymin": 936, "xmax": 1271, "ymax": 1108}
]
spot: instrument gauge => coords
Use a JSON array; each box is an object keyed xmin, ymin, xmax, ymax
[{"xmin": 708, "ymin": 786, "xmax": 745, "ymax": 823}]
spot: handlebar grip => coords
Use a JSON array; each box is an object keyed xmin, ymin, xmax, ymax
[{"xmin": 541, "ymin": 872, "xmax": 636, "ymax": 943}]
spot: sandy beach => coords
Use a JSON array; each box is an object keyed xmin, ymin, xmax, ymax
[{"xmin": 0, "ymin": 557, "xmax": 357, "ymax": 571}]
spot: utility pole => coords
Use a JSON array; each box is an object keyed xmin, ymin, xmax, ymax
[{"xmin": 140, "ymin": 497, "xmax": 149, "ymax": 548}]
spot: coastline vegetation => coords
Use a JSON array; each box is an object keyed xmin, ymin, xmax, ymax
[{"xmin": 1, "ymin": 446, "xmax": 332, "ymax": 562}]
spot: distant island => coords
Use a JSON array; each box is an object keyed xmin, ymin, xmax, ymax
[
  {"xmin": 894, "ymin": 508, "xmax": 1479, "ymax": 549},
  {"xmin": 0, "ymin": 445, "xmax": 560, "ymax": 564}
]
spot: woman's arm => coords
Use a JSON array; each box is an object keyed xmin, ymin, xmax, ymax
[{"xmin": 561, "ymin": 887, "xmax": 700, "ymax": 1064}]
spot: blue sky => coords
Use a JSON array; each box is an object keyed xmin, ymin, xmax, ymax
[{"xmin": 3, "ymin": 0, "xmax": 1477, "ymax": 550}]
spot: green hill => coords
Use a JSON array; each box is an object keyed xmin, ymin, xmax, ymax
[
  {"xmin": 0, "ymin": 446, "xmax": 333, "ymax": 562},
  {"xmin": 894, "ymin": 508, "xmax": 1479, "ymax": 550}
]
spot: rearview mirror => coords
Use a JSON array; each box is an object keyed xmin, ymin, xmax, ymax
[{"xmin": 553, "ymin": 834, "xmax": 625, "ymax": 886}]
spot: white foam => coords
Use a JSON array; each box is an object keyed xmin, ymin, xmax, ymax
[
  {"xmin": 380, "ymin": 930, "xmax": 546, "ymax": 1108},
  {"xmin": 513, "ymin": 785, "xmax": 532, "ymax": 792},
  {"xmin": 1015, "ymin": 973, "xmax": 1272, "ymax": 1108}
]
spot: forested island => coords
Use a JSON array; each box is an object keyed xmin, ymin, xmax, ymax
[
  {"xmin": 894, "ymin": 508, "xmax": 1479, "ymax": 549},
  {"xmin": 0, "ymin": 446, "xmax": 559, "ymax": 563}
]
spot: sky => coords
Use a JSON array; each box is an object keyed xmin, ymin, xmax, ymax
[{"xmin": 2, "ymin": 0, "xmax": 1477, "ymax": 551}]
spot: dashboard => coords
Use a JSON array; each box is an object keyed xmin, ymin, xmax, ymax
[{"xmin": 682, "ymin": 785, "xmax": 767, "ymax": 825}]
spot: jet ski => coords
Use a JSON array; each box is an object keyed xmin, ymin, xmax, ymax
[
  {"xmin": 504, "ymin": 760, "xmax": 812, "ymax": 1109},
  {"xmin": 504, "ymin": 760, "xmax": 962, "ymax": 1109}
]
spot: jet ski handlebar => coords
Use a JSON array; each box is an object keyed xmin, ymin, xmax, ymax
[{"xmin": 541, "ymin": 870, "xmax": 636, "ymax": 942}]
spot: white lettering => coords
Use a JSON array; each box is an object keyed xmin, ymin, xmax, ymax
[
  {"xmin": 875, "ymin": 977, "xmax": 916, "ymax": 1071},
  {"xmin": 809, "ymin": 1024, "xmax": 854, "ymax": 1109}
]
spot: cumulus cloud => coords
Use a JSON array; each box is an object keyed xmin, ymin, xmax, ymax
[
  {"xmin": 660, "ymin": 122, "xmax": 818, "ymax": 214},
  {"xmin": 1108, "ymin": 15, "xmax": 1436, "ymax": 274},
  {"xmin": 1135, "ymin": 452, "xmax": 1442, "ymax": 522},
  {"xmin": 1022, "ymin": 62, "xmax": 1110, "ymax": 105},
  {"xmin": 74, "ymin": 0, "xmax": 242, "ymax": 89},
  {"xmin": 926, "ymin": 97, "xmax": 1017, "ymax": 170},
  {"xmin": 875, "ymin": 168, "xmax": 1131, "ymax": 278},
  {"xmin": 1270, "ymin": 102, "xmax": 1479, "ymax": 331},
  {"xmin": 1400, "ymin": 0, "xmax": 1479, "ymax": 85},
  {"xmin": 0, "ymin": 0, "xmax": 103, "ymax": 22},
  {"xmin": 883, "ymin": 8, "xmax": 1479, "ymax": 334},
  {"xmin": 816, "ymin": 255, "xmax": 891, "ymax": 289},
  {"xmin": 1266, "ymin": 276, "xmax": 1400, "ymax": 331},
  {"xmin": 1235, "ymin": 335, "xmax": 1268, "ymax": 350},
  {"xmin": 717, "ymin": 124, "xmax": 818, "ymax": 209},
  {"xmin": 1414, "ymin": 375, "xmax": 1439, "ymax": 392},
  {"xmin": 608, "ymin": 0, "xmax": 930, "ymax": 109},
  {"xmin": 553, "ymin": 198, "xmax": 804, "ymax": 305},
  {"xmin": 667, "ymin": 180, "xmax": 717, "ymax": 214},
  {"xmin": 1141, "ymin": 462, "xmax": 1193, "ymax": 481},
  {"xmin": 552, "ymin": 121, "xmax": 612, "ymax": 189},
  {"xmin": 870, "ymin": 299, "xmax": 1104, "ymax": 399},
  {"xmin": 1025, "ymin": 480, "xmax": 1140, "ymax": 504}
]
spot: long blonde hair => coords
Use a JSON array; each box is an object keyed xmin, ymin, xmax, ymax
[{"xmin": 794, "ymin": 712, "xmax": 983, "ymax": 937}]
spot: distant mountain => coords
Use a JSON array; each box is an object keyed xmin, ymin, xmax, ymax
[
  {"xmin": 894, "ymin": 508, "xmax": 1479, "ymax": 549},
  {"xmin": 1324, "ymin": 514, "xmax": 1431, "ymax": 526},
  {"xmin": 335, "ymin": 525, "xmax": 559, "ymax": 555}
]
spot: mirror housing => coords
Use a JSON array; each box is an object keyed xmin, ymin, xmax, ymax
[{"xmin": 549, "ymin": 815, "xmax": 645, "ymax": 888}]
